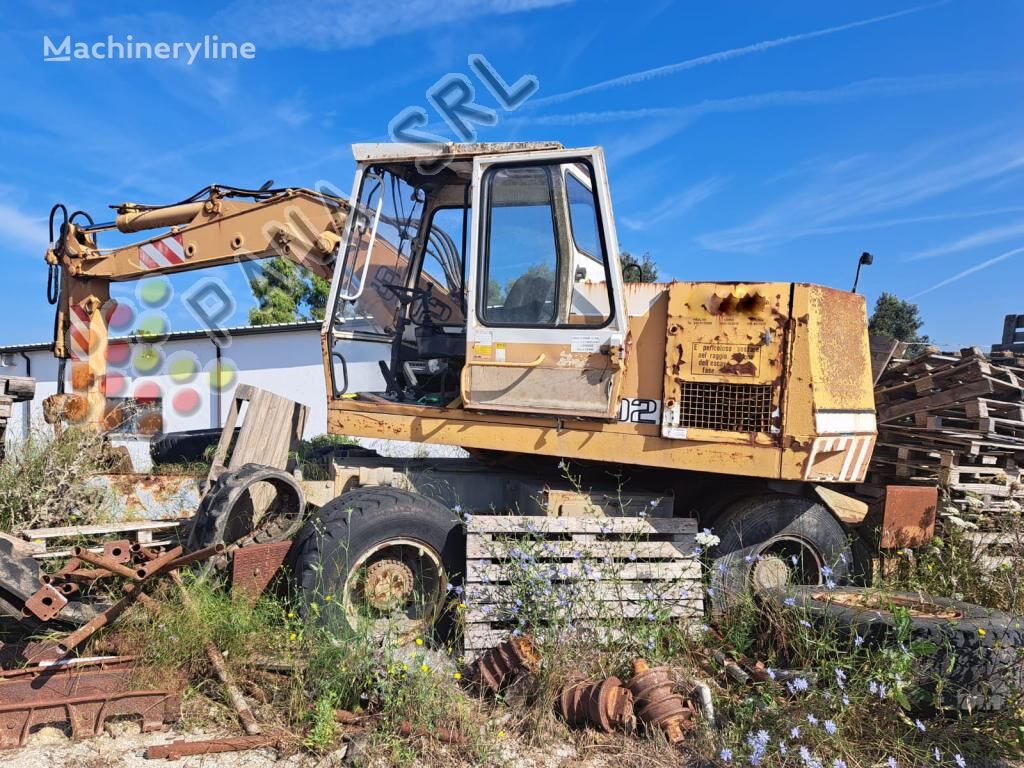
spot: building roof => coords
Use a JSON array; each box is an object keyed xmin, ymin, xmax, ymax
[{"xmin": 0, "ymin": 320, "xmax": 322, "ymax": 355}]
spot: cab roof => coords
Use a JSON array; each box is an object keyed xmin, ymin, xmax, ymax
[{"xmin": 351, "ymin": 141, "xmax": 563, "ymax": 163}]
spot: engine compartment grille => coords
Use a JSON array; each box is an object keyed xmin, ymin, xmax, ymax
[{"xmin": 678, "ymin": 382, "xmax": 774, "ymax": 433}]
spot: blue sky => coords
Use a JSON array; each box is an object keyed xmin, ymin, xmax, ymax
[{"xmin": 1, "ymin": 0, "xmax": 1022, "ymax": 346}]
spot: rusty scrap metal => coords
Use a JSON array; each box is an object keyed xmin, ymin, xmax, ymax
[
  {"xmin": 0, "ymin": 659, "xmax": 180, "ymax": 750},
  {"xmin": 398, "ymin": 720, "xmax": 463, "ymax": 744},
  {"xmin": 879, "ymin": 484, "xmax": 938, "ymax": 549},
  {"xmin": 22, "ymin": 583, "xmax": 68, "ymax": 622},
  {"xmin": 466, "ymin": 635, "xmax": 539, "ymax": 693},
  {"xmin": 557, "ymin": 675, "xmax": 635, "ymax": 732},
  {"xmin": 231, "ymin": 540, "xmax": 292, "ymax": 600},
  {"xmin": 144, "ymin": 733, "xmax": 282, "ymax": 760},
  {"xmin": 626, "ymin": 659, "xmax": 695, "ymax": 745},
  {"xmin": 73, "ymin": 545, "xmax": 144, "ymax": 581}
]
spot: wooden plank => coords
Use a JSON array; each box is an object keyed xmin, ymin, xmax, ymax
[
  {"xmin": 466, "ymin": 559, "xmax": 700, "ymax": 583},
  {"xmin": 465, "ymin": 600, "xmax": 701, "ymax": 624},
  {"xmin": 468, "ymin": 516, "xmax": 696, "ymax": 535},
  {"xmin": 466, "ymin": 581, "xmax": 700, "ymax": 603},
  {"xmin": 21, "ymin": 519, "xmax": 184, "ymax": 540},
  {"xmin": 466, "ymin": 538, "xmax": 694, "ymax": 560}
]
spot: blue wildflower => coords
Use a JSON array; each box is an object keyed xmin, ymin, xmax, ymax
[
  {"xmin": 806, "ymin": 713, "xmax": 819, "ymax": 725},
  {"xmin": 720, "ymin": 748, "xmax": 733, "ymax": 763},
  {"xmin": 824, "ymin": 719, "xmax": 837, "ymax": 735},
  {"xmin": 914, "ymin": 718, "xmax": 926, "ymax": 733},
  {"xmin": 784, "ymin": 597, "xmax": 796, "ymax": 607},
  {"xmin": 954, "ymin": 755, "xmax": 966, "ymax": 768}
]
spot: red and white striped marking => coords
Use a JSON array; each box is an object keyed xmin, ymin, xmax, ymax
[
  {"xmin": 138, "ymin": 234, "xmax": 185, "ymax": 270},
  {"xmin": 68, "ymin": 304, "xmax": 91, "ymax": 362},
  {"xmin": 804, "ymin": 435, "xmax": 875, "ymax": 483},
  {"xmin": 67, "ymin": 300, "xmax": 120, "ymax": 362}
]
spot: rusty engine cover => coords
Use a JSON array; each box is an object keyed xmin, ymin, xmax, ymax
[{"xmin": 661, "ymin": 282, "xmax": 789, "ymax": 443}]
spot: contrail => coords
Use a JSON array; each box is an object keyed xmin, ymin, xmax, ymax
[
  {"xmin": 911, "ymin": 245, "xmax": 1024, "ymax": 298},
  {"xmin": 530, "ymin": 2, "xmax": 946, "ymax": 107}
]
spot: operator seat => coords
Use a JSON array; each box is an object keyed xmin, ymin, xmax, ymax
[{"xmin": 501, "ymin": 273, "xmax": 554, "ymax": 324}]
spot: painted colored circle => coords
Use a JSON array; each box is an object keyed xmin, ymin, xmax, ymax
[
  {"xmin": 104, "ymin": 373, "xmax": 126, "ymax": 397},
  {"xmin": 172, "ymin": 387, "xmax": 201, "ymax": 416},
  {"xmin": 138, "ymin": 278, "xmax": 172, "ymax": 307},
  {"xmin": 134, "ymin": 380, "xmax": 162, "ymax": 402},
  {"xmin": 108, "ymin": 302, "xmax": 135, "ymax": 331},
  {"xmin": 168, "ymin": 352, "xmax": 200, "ymax": 384},
  {"xmin": 133, "ymin": 346, "xmax": 162, "ymax": 374},
  {"xmin": 206, "ymin": 359, "xmax": 237, "ymax": 391},
  {"xmin": 106, "ymin": 340, "xmax": 131, "ymax": 366},
  {"xmin": 136, "ymin": 313, "xmax": 168, "ymax": 342}
]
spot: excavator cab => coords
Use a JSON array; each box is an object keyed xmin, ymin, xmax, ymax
[{"xmin": 326, "ymin": 143, "xmax": 629, "ymax": 420}]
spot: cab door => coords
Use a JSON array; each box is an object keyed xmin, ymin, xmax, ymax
[{"xmin": 462, "ymin": 148, "xmax": 628, "ymax": 419}]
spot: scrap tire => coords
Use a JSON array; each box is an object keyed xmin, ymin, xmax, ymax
[
  {"xmin": 709, "ymin": 494, "xmax": 853, "ymax": 615},
  {"xmin": 290, "ymin": 487, "xmax": 464, "ymax": 638},
  {"xmin": 766, "ymin": 586, "xmax": 1024, "ymax": 711}
]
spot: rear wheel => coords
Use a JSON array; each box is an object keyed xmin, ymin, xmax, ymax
[
  {"xmin": 709, "ymin": 494, "xmax": 852, "ymax": 614},
  {"xmin": 291, "ymin": 487, "xmax": 465, "ymax": 642}
]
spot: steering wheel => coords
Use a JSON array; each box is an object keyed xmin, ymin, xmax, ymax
[{"xmin": 382, "ymin": 282, "xmax": 436, "ymax": 324}]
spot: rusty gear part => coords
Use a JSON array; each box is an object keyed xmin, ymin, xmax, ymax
[
  {"xmin": 467, "ymin": 635, "xmax": 539, "ymax": 693},
  {"xmin": 557, "ymin": 676, "xmax": 635, "ymax": 732},
  {"xmin": 626, "ymin": 659, "xmax": 695, "ymax": 744},
  {"xmin": 364, "ymin": 559, "xmax": 415, "ymax": 611}
]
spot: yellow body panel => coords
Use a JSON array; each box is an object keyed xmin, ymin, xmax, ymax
[{"xmin": 326, "ymin": 281, "xmax": 877, "ymax": 483}]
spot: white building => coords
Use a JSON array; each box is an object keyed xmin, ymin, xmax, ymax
[{"xmin": 0, "ymin": 321, "xmax": 388, "ymax": 443}]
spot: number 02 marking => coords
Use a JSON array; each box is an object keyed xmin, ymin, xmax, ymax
[{"xmin": 618, "ymin": 398, "xmax": 661, "ymax": 424}]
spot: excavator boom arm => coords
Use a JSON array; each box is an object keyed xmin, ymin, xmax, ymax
[{"xmin": 44, "ymin": 185, "xmax": 349, "ymax": 427}]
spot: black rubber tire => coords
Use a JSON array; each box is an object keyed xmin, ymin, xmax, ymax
[
  {"xmin": 767, "ymin": 586, "xmax": 1024, "ymax": 711},
  {"xmin": 290, "ymin": 487, "xmax": 465, "ymax": 637},
  {"xmin": 709, "ymin": 494, "xmax": 853, "ymax": 615}
]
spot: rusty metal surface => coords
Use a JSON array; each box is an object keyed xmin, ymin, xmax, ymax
[
  {"xmin": 557, "ymin": 676, "xmax": 635, "ymax": 732},
  {"xmin": 23, "ymin": 583, "xmax": 68, "ymax": 622},
  {"xmin": 0, "ymin": 659, "xmax": 180, "ymax": 750},
  {"xmin": 231, "ymin": 541, "xmax": 292, "ymax": 600},
  {"xmin": 879, "ymin": 485, "xmax": 938, "ymax": 549},
  {"xmin": 88, "ymin": 473, "xmax": 201, "ymax": 522},
  {"xmin": 626, "ymin": 660, "xmax": 695, "ymax": 745},
  {"xmin": 467, "ymin": 635, "xmax": 539, "ymax": 694},
  {"xmin": 144, "ymin": 733, "xmax": 282, "ymax": 760}
]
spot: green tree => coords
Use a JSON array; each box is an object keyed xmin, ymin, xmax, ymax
[
  {"xmin": 248, "ymin": 257, "xmax": 330, "ymax": 325},
  {"xmin": 620, "ymin": 250, "xmax": 658, "ymax": 282},
  {"xmin": 868, "ymin": 292, "xmax": 929, "ymax": 344}
]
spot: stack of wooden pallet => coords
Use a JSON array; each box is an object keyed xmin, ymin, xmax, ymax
[
  {"xmin": 0, "ymin": 376, "xmax": 34, "ymax": 459},
  {"xmin": 870, "ymin": 347, "xmax": 1024, "ymax": 531}
]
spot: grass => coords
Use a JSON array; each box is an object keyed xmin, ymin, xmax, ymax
[
  {"xmin": 0, "ymin": 425, "xmax": 114, "ymax": 531},
  {"xmin": 19, "ymin": 450, "xmax": 1018, "ymax": 767}
]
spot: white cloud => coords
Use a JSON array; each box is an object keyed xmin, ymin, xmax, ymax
[
  {"xmin": 911, "ymin": 246, "xmax": 1024, "ymax": 298},
  {"xmin": 907, "ymin": 220, "xmax": 1024, "ymax": 261},
  {"xmin": 215, "ymin": 0, "xmax": 572, "ymax": 50},
  {"xmin": 621, "ymin": 176, "xmax": 727, "ymax": 230},
  {"xmin": 0, "ymin": 202, "xmax": 48, "ymax": 253},
  {"xmin": 696, "ymin": 134, "xmax": 1024, "ymax": 254},
  {"xmin": 529, "ymin": 2, "xmax": 945, "ymax": 107}
]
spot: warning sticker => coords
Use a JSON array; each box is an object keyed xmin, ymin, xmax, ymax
[
  {"xmin": 570, "ymin": 334, "xmax": 602, "ymax": 353},
  {"xmin": 692, "ymin": 342, "xmax": 760, "ymax": 377},
  {"xmin": 473, "ymin": 332, "xmax": 493, "ymax": 359}
]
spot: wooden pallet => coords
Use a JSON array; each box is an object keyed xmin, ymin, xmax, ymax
[
  {"xmin": 463, "ymin": 515, "xmax": 701, "ymax": 656},
  {"xmin": 18, "ymin": 520, "xmax": 186, "ymax": 560}
]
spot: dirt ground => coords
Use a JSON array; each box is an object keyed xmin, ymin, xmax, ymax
[{"xmin": 2, "ymin": 720, "xmax": 607, "ymax": 768}]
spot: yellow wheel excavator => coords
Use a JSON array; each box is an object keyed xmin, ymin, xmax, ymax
[{"xmin": 43, "ymin": 141, "xmax": 880, "ymax": 632}]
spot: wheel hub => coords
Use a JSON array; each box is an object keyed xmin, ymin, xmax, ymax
[
  {"xmin": 751, "ymin": 555, "xmax": 791, "ymax": 593},
  {"xmin": 364, "ymin": 559, "xmax": 415, "ymax": 611}
]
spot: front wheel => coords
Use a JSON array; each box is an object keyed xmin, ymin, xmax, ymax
[
  {"xmin": 708, "ymin": 494, "xmax": 852, "ymax": 615},
  {"xmin": 290, "ymin": 487, "xmax": 465, "ymax": 642}
]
